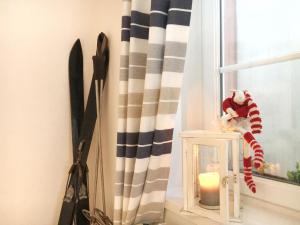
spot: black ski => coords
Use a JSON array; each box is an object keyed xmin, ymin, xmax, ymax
[{"xmin": 58, "ymin": 33, "xmax": 109, "ymax": 225}]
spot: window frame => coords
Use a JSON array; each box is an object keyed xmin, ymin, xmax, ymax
[{"xmin": 200, "ymin": 0, "xmax": 300, "ymax": 211}]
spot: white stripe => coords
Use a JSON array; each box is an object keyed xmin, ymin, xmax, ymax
[
  {"xmin": 153, "ymin": 140, "xmax": 172, "ymax": 145},
  {"xmin": 131, "ymin": 0, "xmax": 150, "ymax": 14},
  {"xmin": 249, "ymin": 107, "xmax": 258, "ymax": 113},
  {"xmin": 126, "ymin": 118, "xmax": 142, "ymax": 133},
  {"xmin": 116, "ymin": 157, "xmax": 125, "ymax": 172},
  {"xmin": 127, "ymin": 190, "xmax": 166, "ymax": 211},
  {"xmin": 123, "ymin": 178, "xmax": 168, "ymax": 188},
  {"xmin": 119, "ymin": 104, "xmax": 141, "ymax": 108},
  {"xmin": 250, "ymin": 114, "xmax": 260, "ymax": 119},
  {"xmin": 161, "ymin": 71, "xmax": 183, "ymax": 88},
  {"xmin": 149, "ymin": 27, "xmax": 166, "ymax": 44},
  {"xmin": 252, "ymin": 128, "xmax": 261, "ymax": 132},
  {"xmin": 169, "ymin": 8, "xmax": 191, "ymax": 13},
  {"xmin": 166, "ymin": 24, "xmax": 189, "ymax": 43},
  {"xmin": 121, "ymin": 28, "xmax": 130, "ymax": 31},
  {"xmin": 121, "ymin": 42, "xmax": 129, "ymax": 55},
  {"xmin": 120, "ymin": 67, "xmax": 129, "ymax": 70},
  {"xmin": 129, "ymin": 64, "xmax": 146, "ymax": 68},
  {"xmin": 160, "ymin": 99, "xmax": 178, "ymax": 103},
  {"xmin": 147, "ymin": 58, "xmax": 163, "ymax": 61},
  {"xmin": 139, "ymin": 116, "xmax": 157, "ymax": 132},
  {"xmin": 117, "ymin": 118, "xmax": 127, "ymax": 132},
  {"xmin": 114, "ymin": 196, "xmax": 123, "ymax": 210},
  {"xmin": 129, "ymin": 37, "xmax": 149, "ymax": 54},
  {"xmin": 117, "ymin": 140, "xmax": 172, "ymax": 147},
  {"xmin": 164, "ymin": 55, "xmax": 185, "ymax": 60},
  {"xmin": 122, "ymin": 1, "xmax": 131, "ymax": 16},
  {"xmin": 148, "ymin": 155, "xmax": 171, "ymax": 171},
  {"xmin": 128, "ymin": 79, "xmax": 144, "ymax": 93},
  {"xmin": 151, "ymin": 10, "xmax": 168, "ymax": 16},
  {"xmin": 131, "ymin": 23, "xmax": 149, "ymax": 28},
  {"xmin": 143, "ymin": 101, "xmax": 159, "ymax": 105},
  {"xmin": 136, "ymin": 211, "xmax": 162, "ymax": 217},
  {"xmin": 144, "ymin": 73, "xmax": 162, "ymax": 89},
  {"xmin": 117, "ymin": 143, "xmax": 152, "ymax": 147},
  {"xmin": 155, "ymin": 114, "xmax": 176, "ymax": 130},
  {"xmin": 119, "ymin": 82, "xmax": 128, "ymax": 95},
  {"xmin": 251, "ymin": 121, "xmax": 261, "ymax": 126}
]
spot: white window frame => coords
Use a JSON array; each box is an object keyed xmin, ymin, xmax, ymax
[{"xmin": 200, "ymin": 0, "xmax": 300, "ymax": 211}]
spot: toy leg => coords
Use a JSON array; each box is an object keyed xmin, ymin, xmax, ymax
[
  {"xmin": 243, "ymin": 141, "xmax": 256, "ymax": 193},
  {"xmin": 243, "ymin": 132, "xmax": 264, "ymax": 169}
]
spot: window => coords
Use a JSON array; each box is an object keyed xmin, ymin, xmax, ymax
[
  {"xmin": 221, "ymin": 0, "xmax": 300, "ymax": 186},
  {"xmin": 167, "ymin": 0, "xmax": 300, "ymax": 212}
]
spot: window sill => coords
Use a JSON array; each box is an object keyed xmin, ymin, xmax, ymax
[{"xmin": 164, "ymin": 195, "xmax": 300, "ymax": 225}]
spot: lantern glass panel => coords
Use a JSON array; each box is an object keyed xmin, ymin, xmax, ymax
[{"xmin": 194, "ymin": 144, "xmax": 221, "ymax": 209}]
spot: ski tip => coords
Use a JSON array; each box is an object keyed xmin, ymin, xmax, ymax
[{"xmin": 73, "ymin": 39, "xmax": 82, "ymax": 50}]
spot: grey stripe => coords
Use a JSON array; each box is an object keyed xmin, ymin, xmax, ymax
[
  {"xmin": 129, "ymin": 67, "xmax": 146, "ymax": 79},
  {"xmin": 121, "ymin": 55, "xmax": 129, "ymax": 67},
  {"xmin": 120, "ymin": 68, "xmax": 129, "ymax": 81},
  {"xmin": 119, "ymin": 93, "xmax": 143, "ymax": 105},
  {"xmin": 164, "ymin": 42, "xmax": 187, "ymax": 57},
  {"xmin": 158, "ymin": 102, "xmax": 179, "ymax": 114},
  {"xmin": 163, "ymin": 57, "xmax": 185, "ymax": 73},
  {"xmin": 146, "ymin": 59, "xmax": 163, "ymax": 74},
  {"xmin": 116, "ymin": 167, "xmax": 170, "ymax": 184},
  {"xmin": 148, "ymin": 44, "xmax": 165, "ymax": 59},
  {"xmin": 129, "ymin": 52, "xmax": 147, "ymax": 66},
  {"xmin": 143, "ymin": 89, "xmax": 160, "ymax": 102},
  {"xmin": 119, "ymin": 105, "xmax": 142, "ymax": 118},
  {"xmin": 160, "ymin": 87, "xmax": 180, "ymax": 100},
  {"xmin": 115, "ymin": 179, "xmax": 168, "ymax": 198},
  {"xmin": 114, "ymin": 202, "xmax": 165, "ymax": 223}
]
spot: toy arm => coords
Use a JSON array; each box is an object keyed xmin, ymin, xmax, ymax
[{"xmin": 222, "ymin": 98, "xmax": 238, "ymax": 117}]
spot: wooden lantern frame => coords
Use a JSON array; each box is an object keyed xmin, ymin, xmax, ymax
[{"xmin": 181, "ymin": 130, "xmax": 241, "ymax": 224}]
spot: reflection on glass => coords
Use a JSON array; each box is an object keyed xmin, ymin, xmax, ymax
[
  {"xmin": 223, "ymin": 60, "xmax": 300, "ymax": 185},
  {"xmin": 222, "ymin": 0, "xmax": 300, "ymax": 65}
]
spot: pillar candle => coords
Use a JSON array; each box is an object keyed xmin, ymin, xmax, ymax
[{"xmin": 198, "ymin": 172, "xmax": 220, "ymax": 206}]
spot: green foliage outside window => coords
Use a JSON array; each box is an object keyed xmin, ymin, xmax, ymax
[{"xmin": 287, "ymin": 162, "xmax": 300, "ymax": 184}]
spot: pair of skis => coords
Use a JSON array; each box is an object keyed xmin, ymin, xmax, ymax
[{"xmin": 58, "ymin": 33, "xmax": 112, "ymax": 225}]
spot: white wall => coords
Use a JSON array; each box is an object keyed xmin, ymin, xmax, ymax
[{"xmin": 0, "ymin": 1, "xmax": 120, "ymax": 224}]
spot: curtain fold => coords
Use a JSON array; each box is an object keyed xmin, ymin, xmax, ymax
[{"xmin": 114, "ymin": 0, "xmax": 193, "ymax": 224}]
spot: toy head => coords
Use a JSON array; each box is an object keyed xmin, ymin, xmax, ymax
[{"xmin": 231, "ymin": 90, "xmax": 246, "ymax": 105}]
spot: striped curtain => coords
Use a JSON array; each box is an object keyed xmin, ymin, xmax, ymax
[{"xmin": 114, "ymin": 0, "xmax": 193, "ymax": 224}]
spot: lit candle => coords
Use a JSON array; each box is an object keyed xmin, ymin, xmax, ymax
[{"xmin": 198, "ymin": 172, "xmax": 220, "ymax": 207}]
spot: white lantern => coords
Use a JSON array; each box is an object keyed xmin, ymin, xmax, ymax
[{"xmin": 181, "ymin": 130, "xmax": 242, "ymax": 224}]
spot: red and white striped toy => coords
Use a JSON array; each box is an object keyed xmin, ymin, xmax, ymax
[{"xmin": 222, "ymin": 90, "xmax": 264, "ymax": 193}]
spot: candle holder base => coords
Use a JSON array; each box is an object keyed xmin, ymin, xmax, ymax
[{"xmin": 198, "ymin": 201, "xmax": 220, "ymax": 210}]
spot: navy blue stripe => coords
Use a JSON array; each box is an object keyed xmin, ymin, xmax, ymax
[
  {"xmin": 151, "ymin": 0, "xmax": 170, "ymax": 12},
  {"xmin": 131, "ymin": 11, "xmax": 150, "ymax": 27},
  {"xmin": 167, "ymin": 11, "xmax": 191, "ymax": 26},
  {"xmin": 170, "ymin": 0, "xmax": 193, "ymax": 10},
  {"xmin": 153, "ymin": 129, "xmax": 174, "ymax": 143},
  {"xmin": 121, "ymin": 30, "xmax": 130, "ymax": 42},
  {"xmin": 151, "ymin": 142, "xmax": 172, "ymax": 157},
  {"xmin": 117, "ymin": 129, "xmax": 174, "ymax": 146},
  {"xmin": 117, "ymin": 142, "xmax": 172, "ymax": 158},
  {"xmin": 122, "ymin": 16, "xmax": 131, "ymax": 29},
  {"xmin": 130, "ymin": 25, "xmax": 149, "ymax": 40},
  {"xmin": 150, "ymin": 13, "xmax": 168, "ymax": 28}
]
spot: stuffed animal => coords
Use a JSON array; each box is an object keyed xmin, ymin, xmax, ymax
[{"xmin": 221, "ymin": 90, "xmax": 264, "ymax": 193}]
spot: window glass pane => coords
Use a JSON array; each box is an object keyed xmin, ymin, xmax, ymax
[
  {"xmin": 222, "ymin": 60, "xmax": 300, "ymax": 185},
  {"xmin": 222, "ymin": 0, "xmax": 300, "ymax": 65}
]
